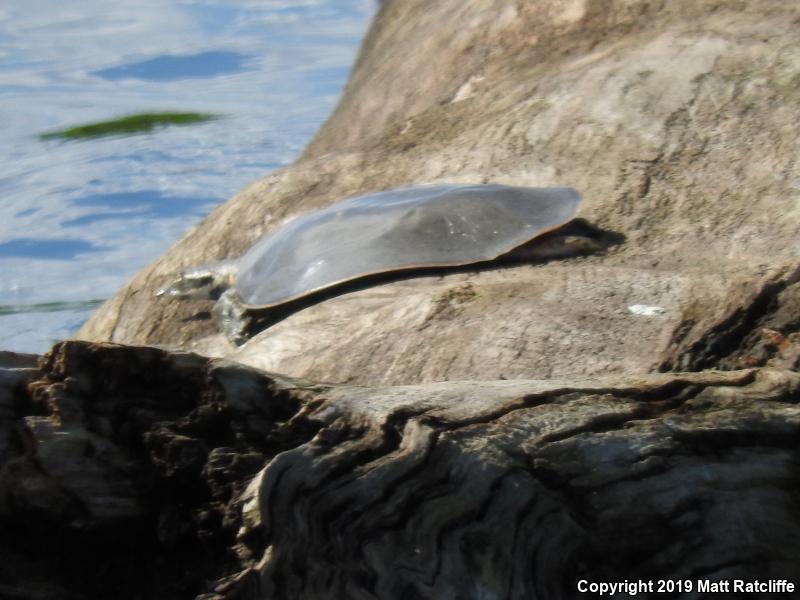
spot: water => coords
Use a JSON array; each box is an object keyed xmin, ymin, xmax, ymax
[{"xmin": 0, "ymin": 0, "xmax": 376, "ymax": 353}]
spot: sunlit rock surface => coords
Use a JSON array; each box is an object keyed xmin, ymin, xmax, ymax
[{"xmin": 79, "ymin": 0, "xmax": 799, "ymax": 388}]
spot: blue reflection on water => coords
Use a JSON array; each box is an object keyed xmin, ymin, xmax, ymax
[
  {"xmin": 191, "ymin": 4, "xmax": 241, "ymax": 32},
  {"xmin": 0, "ymin": 238, "xmax": 105, "ymax": 260},
  {"xmin": 0, "ymin": 0, "xmax": 376, "ymax": 353},
  {"xmin": 62, "ymin": 191, "xmax": 217, "ymax": 227},
  {"xmin": 94, "ymin": 50, "xmax": 252, "ymax": 81}
]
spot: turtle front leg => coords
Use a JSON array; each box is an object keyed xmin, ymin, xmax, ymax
[
  {"xmin": 212, "ymin": 289, "xmax": 254, "ymax": 345},
  {"xmin": 212, "ymin": 290, "xmax": 294, "ymax": 344}
]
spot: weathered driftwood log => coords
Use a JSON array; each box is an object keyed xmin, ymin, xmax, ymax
[
  {"xmin": 17, "ymin": 0, "xmax": 800, "ymax": 597},
  {"xmin": 1, "ymin": 342, "xmax": 799, "ymax": 599}
]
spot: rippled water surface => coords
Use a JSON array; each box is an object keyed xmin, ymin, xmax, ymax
[{"xmin": 0, "ymin": 0, "xmax": 376, "ymax": 352}]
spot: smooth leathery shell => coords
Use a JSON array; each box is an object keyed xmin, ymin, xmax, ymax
[{"xmin": 235, "ymin": 184, "xmax": 582, "ymax": 308}]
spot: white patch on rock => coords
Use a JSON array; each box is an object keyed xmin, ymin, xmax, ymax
[
  {"xmin": 452, "ymin": 75, "xmax": 485, "ymax": 103},
  {"xmin": 628, "ymin": 304, "xmax": 666, "ymax": 316},
  {"xmin": 554, "ymin": 0, "xmax": 587, "ymax": 25}
]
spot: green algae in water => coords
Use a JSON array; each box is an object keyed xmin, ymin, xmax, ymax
[{"xmin": 40, "ymin": 112, "xmax": 219, "ymax": 141}]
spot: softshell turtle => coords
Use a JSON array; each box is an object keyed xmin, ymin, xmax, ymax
[{"xmin": 160, "ymin": 183, "xmax": 605, "ymax": 343}]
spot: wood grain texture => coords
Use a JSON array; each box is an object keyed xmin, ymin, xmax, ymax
[{"xmin": 1, "ymin": 343, "xmax": 799, "ymax": 598}]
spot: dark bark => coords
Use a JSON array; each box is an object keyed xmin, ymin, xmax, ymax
[{"xmin": 2, "ymin": 342, "xmax": 799, "ymax": 599}]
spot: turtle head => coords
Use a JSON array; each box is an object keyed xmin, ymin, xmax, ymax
[
  {"xmin": 156, "ymin": 261, "xmax": 238, "ymax": 301},
  {"xmin": 517, "ymin": 217, "xmax": 619, "ymax": 260}
]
